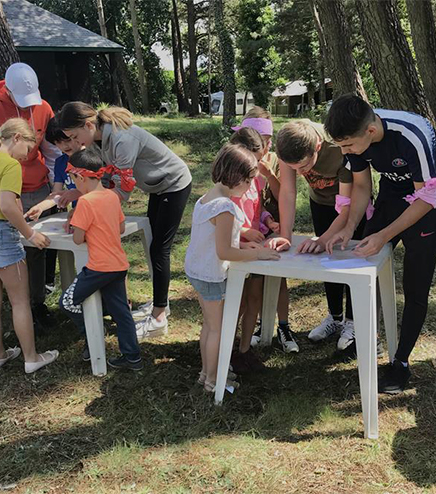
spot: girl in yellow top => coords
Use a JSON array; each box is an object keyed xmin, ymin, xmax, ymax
[{"xmin": 0, "ymin": 118, "xmax": 58, "ymax": 373}]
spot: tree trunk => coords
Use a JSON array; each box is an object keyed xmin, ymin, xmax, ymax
[
  {"xmin": 214, "ymin": 0, "xmax": 236, "ymax": 127},
  {"xmin": 172, "ymin": 0, "xmax": 189, "ymax": 108},
  {"xmin": 171, "ymin": 16, "xmax": 189, "ymax": 112},
  {"xmin": 309, "ymin": 0, "xmax": 327, "ymax": 103},
  {"xmin": 207, "ymin": 0, "xmax": 213, "ymax": 116},
  {"xmin": 356, "ymin": 0, "xmax": 434, "ymax": 123},
  {"xmin": 115, "ymin": 53, "xmax": 137, "ymax": 113},
  {"xmin": 95, "ymin": 0, "xmax": 122, "ymax": 106},
  {"xmin": 314, "ymin": 0, "xmax": 367, "ymax": 101},
  {"xmin": 405, "ymin": 0, "xmax": 436, "ymax": 119},
  {"xmin": 0, "ymin": 0, "xmax": 19, "ymax": 79},
  {"xmin": 129, "ymin": 0, "xmax": 149, "ymax": 114},
  {"xmin": 187, "ymin": 0, "xmax": 199, "ymax": 116}
]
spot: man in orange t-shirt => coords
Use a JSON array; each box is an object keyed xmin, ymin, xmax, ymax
[
  {"xmin": 59, "ymin": 147, "xmax": 142, "ymax": 371},
  {"xmin": 0, "ymin": 63, "xmax": 61, "ymax": 329}
]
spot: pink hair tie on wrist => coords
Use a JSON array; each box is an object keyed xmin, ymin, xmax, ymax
[{"xmin": 404, "ymin": 178, "xmax": 436, "ymax": 208}]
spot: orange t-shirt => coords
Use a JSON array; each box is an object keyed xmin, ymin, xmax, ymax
[{"xmin": 71, "ymin": 189, "xmax": 129, "ymax": 272}]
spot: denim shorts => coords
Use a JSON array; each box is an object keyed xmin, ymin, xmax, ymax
[
  {"xmin": 0, "ymin": 221, "xmax": 26, "ymax": 269},
  {"xmin": 187, "ymin": 275, "xmax": 227, "ymax": 301}
]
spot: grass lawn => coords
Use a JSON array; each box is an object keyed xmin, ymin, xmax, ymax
[{"xmin": 1, "ymin": 116, "xmax": 436, "ymax": 494}]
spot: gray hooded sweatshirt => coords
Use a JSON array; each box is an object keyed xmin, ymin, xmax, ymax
[{"xmin": 101, "ymin": 123, "xmax": 192, "ymax": 200}]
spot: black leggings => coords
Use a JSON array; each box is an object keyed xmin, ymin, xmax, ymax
[
  {"xmin": 364, "ymin": 196, "xmax": 436, "ymax": 362},
  {"xmin": 147, "ymin": 183, "xmax": 192, "ymax": 307},
  {"xmin": 310, "ymin": 198, "xmax": 366, "ymax": 320}
]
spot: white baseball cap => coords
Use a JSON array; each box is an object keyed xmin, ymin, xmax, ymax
[{"xmin": 5, "ymin": 62, "xmax": 42, "ymax": 108}]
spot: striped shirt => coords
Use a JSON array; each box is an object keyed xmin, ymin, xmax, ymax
[{"xmin": 345, "ymin": 109, "xmax": 436, "ymax": 198}]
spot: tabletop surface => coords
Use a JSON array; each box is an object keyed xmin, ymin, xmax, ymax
[
  {"xmin": 230, "ymin": 235, "xmax": 392, "ymax": 274},
  {"xmin": 21, "ymin": 212, "xmax": 147, "ymax": 249}
]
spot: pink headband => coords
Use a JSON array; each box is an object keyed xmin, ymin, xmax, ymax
[{"xmin": 231, "ymin": 118, "xmax": 273, "ymax": 136}]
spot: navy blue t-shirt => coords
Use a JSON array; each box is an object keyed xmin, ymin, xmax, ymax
[
  {"xmin": 345, "ymin": 109, "xmax": 436, "ymax": 198},
  {"xmin": 54, "ymin": 153, "xmax": 77, "ymax": 207}
]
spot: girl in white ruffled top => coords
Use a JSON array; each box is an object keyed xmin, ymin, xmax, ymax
[{"xmin": 185, "ymin": 143, "xmax": 280, "ymax": 393}]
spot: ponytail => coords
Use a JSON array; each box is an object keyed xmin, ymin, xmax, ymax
[
  {"xmin": 59, "ymin": 102, "xmax": 133, "ymax": 132},
  {"xmin": 97, "ymin": 107, "xmax": 133, "ymax": 130}
]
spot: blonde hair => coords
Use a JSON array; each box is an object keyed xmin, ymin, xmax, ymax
[
  {"xmin": 243, "ymin": 106, "xmax": 272, "ymax": 120},
  {"xmin": 59, "ymin": 102, "xmax": 133, "ymax": 131},
  {"xmin": 0, "ymin": 118, "xmax": 36, "ymax": 143}
]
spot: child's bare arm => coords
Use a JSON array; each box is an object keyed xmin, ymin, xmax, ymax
[
  {"xmin": 73, "ymin": 226, "xmax": 86, "ymax": 245},
  {"xmin": 24, "ymin": 198, "xmax": 57, "ymax": 221},
  {"xmin": 215, "ymin": 212, "xmax": 280, "ymax": 261}
]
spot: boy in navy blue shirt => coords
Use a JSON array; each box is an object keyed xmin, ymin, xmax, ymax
[
  {"xmin": 25, "ymin": 117, "xmax": 82, "ymax": 220},
  {"xmin": 324, "ymin": 94, "xmax": 436, "ymax": 394}
]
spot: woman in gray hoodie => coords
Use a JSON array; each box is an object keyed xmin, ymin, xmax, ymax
[{"xmin": 59, "ymin": 102, "xmax": 192, "ymax": 339}]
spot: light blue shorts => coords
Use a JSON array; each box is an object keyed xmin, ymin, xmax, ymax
[
  {"xmin": 187, "ymin": 275, "xmax": 227, "ymax": 301},
  {"xmin": 0, "ymin": 221, "xmax": 26, "ymax": 269}
]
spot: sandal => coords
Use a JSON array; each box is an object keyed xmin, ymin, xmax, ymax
[
  {"xmin": 204, "ymin": 378, "xmax": 240, "ymax": 393},
  {"xmin": 0, "ymin": 347, "xmax": 21, "ymax": 368},
  {"xmin": 198, "ymin": 369, "xmax": 238, "ymax": 385}
]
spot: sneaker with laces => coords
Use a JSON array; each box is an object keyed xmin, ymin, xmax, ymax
[
  {"xmin": 108, "ymin": 355, "xmax": 143, "ymax": 371},
  {"xmin": 308, "ymin": 314, "xmax": 342, "ymax": 342},
  {"xmin": 82, "ymin": 344, "xmax": 90, "ymax": 362},
  {"xmin": 250, "ymin": 321, "xmax": 262, "ymax": 347},
  {"xmin": 132, "ymin": 301, "xmax": 171, "ymax": 321},
  {"xmin": 136, "ymin": 315, "xmax": 168, "ymax": 341},
  {"xmin": 379, "ymin": 359, "xmax": 411, "ymax": 394},
  {"xmin": 277, "ymin": 325, "xmax": 299, "ymax": 353},
  {"xmin": 337, "ymin": 320, "xmax": 355, "ymax": 351}
]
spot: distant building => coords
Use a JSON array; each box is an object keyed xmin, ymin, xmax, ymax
[
  {"xmin": 209, "ymin": 91, "xmax": 255, "ymax": 116},
  {"xmin": 3, "ymin": 0, "xmax": 123, "ymax": 109},
  {"xmin": 272, "ymin": 79, "xmax": 333, "ymax": 117}
]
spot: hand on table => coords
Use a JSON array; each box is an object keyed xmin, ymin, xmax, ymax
[
  {"xmin": 325, "ymin": 228, "xmax": 353, "ymax": 254},
  {"xmin": 257, "ymin": 248, "xmax": 281, "ymax": 260},
  {"xmin": 296, "ymin": 238, "xmax": 325, "ymax": 254},
  {"xmin": 242, "ymin": 228, "xmax": 265, "ymax": 243},
  {"xmin": 353, "ymin": 232, "xmax": 386, "ymax": 257},
  {"xmin": 241, "ymin": 241, "xmax": 263, "ymax": 250},
  {"xmin": 264, "ymin": 236, "xmax": 291, "ymax": 251},
  {"xmin": 63, "ymin": 209, "xmax": 75, "ymax": 234},
  {"xmin": 28, "ymin": 231, "xmax": 51, "ymax": 249},
  {"xmin": 24, "ymin": 205, "xmax": 43, "ymax": 221}
]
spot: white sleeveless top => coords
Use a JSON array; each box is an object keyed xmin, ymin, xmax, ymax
[{"xmin": 185, "ymin": 196, "xmax": 244, "ymax": 282}]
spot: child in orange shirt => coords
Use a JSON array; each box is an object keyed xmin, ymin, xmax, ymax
[{"xmin": 59, "ymin": 147, "xmax": 142, "ymax": 370}]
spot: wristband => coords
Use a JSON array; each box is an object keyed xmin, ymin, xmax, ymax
[{"xmin": 27, "ymin": 229, "xmax": 36, "ymax": 243}]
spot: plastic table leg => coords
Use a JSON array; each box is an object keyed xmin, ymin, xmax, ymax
[
  {"xmin": 261, "ymin": 276, "xmax": 281, "ymax": 345},
  {"xmin": 378, "ymin": 256, "xmax": 398, "ymax": 362},
  {"xmin": 58, "ymin": 250, "xmax": 76, "ymax": 290},
  {"xmin": 215, "ymin": 269, "xmax": 246, "ymax": 405},
  {"xmin": 350, "ymin": 272, "xmax": 379, "ymax": 439}
]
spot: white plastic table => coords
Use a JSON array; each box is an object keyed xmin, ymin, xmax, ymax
[
  {"xmin": 21, "ymin": 212, "xmax": 153, "ymax": 377},
  {"xmin": 215, "ymin": 235, "xmax": 398, "ymax": 440}
]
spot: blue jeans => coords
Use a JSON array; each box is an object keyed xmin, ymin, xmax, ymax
[{"xmin": 59, "ymin": 268, "xmax": 140, "ymax": 360}]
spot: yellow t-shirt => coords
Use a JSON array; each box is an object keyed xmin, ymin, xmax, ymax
[{"xmin": 0, "ymin": 151, "xmax": 22, "ymax": 221}]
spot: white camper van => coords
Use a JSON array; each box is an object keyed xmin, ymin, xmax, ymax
[{"xmin": 210, "ymin": 91, "xmax": 255, "ymax": 115}]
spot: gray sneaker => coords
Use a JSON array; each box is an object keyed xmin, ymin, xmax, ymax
[
  {"xmin": 132, "ymin": 301, "xmax": 171, "ymax": 321},
  {"xmin": 308, "ymin": 314, "xmax": 343, "ymax": 342}
]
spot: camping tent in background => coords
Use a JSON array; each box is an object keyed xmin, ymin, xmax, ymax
[
  {"xmin": 210, "ymin": 91, "xmax": 255, "ymax": 116},
  {"xmin": 272, "ymin": 79, "xmax": 333, "ymax": 117}
]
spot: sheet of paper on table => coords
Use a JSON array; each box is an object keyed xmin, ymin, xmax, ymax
[{"xmin": 32, "ymin": 217, "xmax": 69, "ymax": 233}]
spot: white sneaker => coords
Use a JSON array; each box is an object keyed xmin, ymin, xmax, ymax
[
  {"xmin": 132, "ymin": 301, "xmax": 171, "ymax": 321},
  {"xmin": 277, "ymin": 325, "xmax": 299, "ymax": 353},
  {"xmin": 136, "ymin": 315, "xmax": 168, "ymax": 341},
  {"xmin": 337, "ymin": 320, "xmax": 355, "ymax": 351},
  {"xmin": 308, "ymin": 314, "xmax": 342, "ymax": 342}
]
